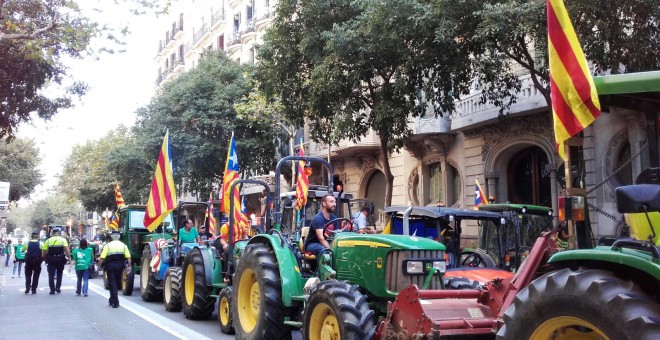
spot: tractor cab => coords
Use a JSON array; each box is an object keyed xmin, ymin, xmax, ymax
[{"xmin": 478, "ymin": 203, "xmax": 553, "ymax": 271}]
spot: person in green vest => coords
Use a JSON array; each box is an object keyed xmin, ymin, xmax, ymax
[
  {"xmin": 12, "ymin": 239, "xmax": 26, "ymax": 278},
  {"xmin": 4, "ymin": 240, "xmax": 12, "ymax": 267},
  {"xmin": 72, "ymin": 238, "xmax": 93, "ymax": 296}
]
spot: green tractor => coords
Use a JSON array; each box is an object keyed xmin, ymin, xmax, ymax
[
  {"xmin": 176, "ymin": 180, "xmax": 271, "ymax": 329},
  {"xmin": 477, "ymin": 203, "xmax": 553, "ymax": 271},
  {"xmin": 232, "ymin": 156, "xmax": 447, "ymax": 339},
  {"xmin": 102, "ymin": 204, "xmax": 175, "ymax": 296}
]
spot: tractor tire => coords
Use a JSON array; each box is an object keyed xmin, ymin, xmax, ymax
[
  {"xmin": 233, "ymin": 244, "xmax": 291, "ymax": 340},
  {"xmin": 121, "ymin": 269, "xmax": 134, "ymax": 296},
  {"xmin": 182, "ymin": 248, "xmax": 215, "ymax": 320},
  {"xmin": 140, "ymin": 247, "xmax": 162, "ymax": 302},
  {"xmin": 219, "ymin": 287, "xmax": 235, "ymax": 335},
  {"xmin": 497, "ymin": 268, "xmax": 660, "ymax": 340},
  {"xmin": 164, "ymin": 267, "xmax": 182, "ymax": 312},
  {"xmin": 103, "ymin": 269, "xmax": 110, "ymax": 290},
  {"xmin": 460, "ymin": 249, "xmax": 496, "ymax": 268},
  {"xmin": 303, "ymin": 280, "xmax": 375, "ymax": 340}
]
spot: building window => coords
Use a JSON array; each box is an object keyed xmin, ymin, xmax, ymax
[
  {"xmin": 165, "ymin": 30, "xmax": 170, "ymax": 43},
  {"xmin": 422, "ymin": 161, "xmax": 462, "ymax": 207},
  {"xmin": 429, "ymin": 164, "xmax": 443, "ymax": 204},
  {"xmin": 247, "ymin": 4, "xmax": 253, "ymax": 20},
  {"xmin": 615, "ymin": 141, "xmax": 633, "ymax": 186},
  {"xmin": 171, "ymin": 22, "xmax": 176, "ymax": 36},
  {"xmin": 234, "ymin": 13, "xmax": 240, "ymax": 32},
  {"xmin": 507, "ymin": 146, "xmax": 551, "ymax": 206},
  {"xmin": 179, "ymin": 13, "xmax": 184, "ymax": 30},
  {"xmin": 248, "ymin": 47, "xmax": 255, "ymax": 65},
  {"xmin": 178, "ymin": 45, "xmax": 185, "ymax": 64}
]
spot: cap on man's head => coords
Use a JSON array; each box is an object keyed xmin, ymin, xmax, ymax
[
  {"xmin": 111, "ymin": 230, "xmax": 120, "ymax": 234},
  {"xmin": 52, "ymin": 227, "xmax": 62, "ymax": 234},
  {"xmin": 31, "ymin": 231, "xmax": 39, "ymax": 237}
]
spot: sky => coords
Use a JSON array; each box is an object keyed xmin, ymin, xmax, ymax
[{"xmin": 16, "ymin": 3, "xmax": 165, "ymax": 202}]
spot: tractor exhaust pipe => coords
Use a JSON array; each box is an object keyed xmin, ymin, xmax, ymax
[{"xmin": 403, "ymin": 206, "xmax": 413, "ymax": 236}]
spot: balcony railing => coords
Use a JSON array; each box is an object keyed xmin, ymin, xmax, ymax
[
  {"xmin": 211, "ymin": 9, "xmax": 226, "ymax": 27},
  {"xmin": 255, "ymin": 9, "xmax": 273, "ymax": 29},
  {"xmin": 227, "ymin": 32, "xmax": 242, "ymax": 47},
  {"xmin": 193, "ymin": 23, "xmax": 210, "ymax": 45}
]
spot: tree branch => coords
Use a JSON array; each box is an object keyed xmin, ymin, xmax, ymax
[{"xmin": 0, "ymin": 16, "xmax": 58, "ymax": 42}]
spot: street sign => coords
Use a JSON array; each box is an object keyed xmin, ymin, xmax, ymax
[
  {"xmin": 0, "ymin": 182, "xmax": 9, "ymax": 202},
  {"xmin": 0, "ymin": 205, "xmax": 7, "ymax": 218}
]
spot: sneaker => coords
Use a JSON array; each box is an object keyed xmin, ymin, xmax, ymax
[
  {"xmin": 49, "ymin": 292, "xmax": 55, "ymax": 295},
  {"xmin": 112, "ymin": 304, "xmax": 119, "ymax": 308},
  {"xmin": 83, "ymin": 294, "xmax": 88, "ymax": 297},
  {"xmin": 76, "ymin": 293, "xmax": 81, "ymax": 296},
  {"xmin": 11, "ymin": 275, "xmax": 14, "ymax": 278},
  {"xmin": 32, "ymin": 291, "xmax": 37, "ymax": 294},
  {"xmin": 56, "ymin": 290, "xmax": 61, "ymax": 294},
  {"xmin": 24, "ymin": 290, "xmax": 29, "ymax": 294}
]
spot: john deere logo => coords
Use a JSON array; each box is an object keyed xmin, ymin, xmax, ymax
[{"xmin": 425, "ymin": 263, "xmax": 432, "ymax": 271}]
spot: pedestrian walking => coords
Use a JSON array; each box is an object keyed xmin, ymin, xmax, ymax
[
  {"xmin": 12, "ymin": 239, "xmax": 26, "ymax": 278},
  {"xmin": 98, "ymin": 230, "xmax": 131, "ymax": 308},
  {"xmin": 24, "ymin": 231, "xmax": 43, "ymax": 294},
  {"xmin": 72, "ymin": 239, "xmax": 93, "ymax": 297},
  {"xmin": 42, "ymin": 227, "xmax": 71, "ymax": 295},
  {"xmin": 4, "ymin": 240, "xmax": 12, "ymax": 267}
]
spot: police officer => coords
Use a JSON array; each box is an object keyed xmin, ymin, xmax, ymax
[
  {"xmin": 24, "ymin": 231, "xmax": 43, "ymax": 294},
  {"xmin": 42, "ymin": 227, "xmax": 71, "ymax": 294},
  {"xmin": 98, "ymin": 230, "xmax": 131, "ymax": 308}
]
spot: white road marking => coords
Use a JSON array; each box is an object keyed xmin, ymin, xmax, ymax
[{"xmin": 87, "ymin": 280, "xmax": 213, "ymax": 340}]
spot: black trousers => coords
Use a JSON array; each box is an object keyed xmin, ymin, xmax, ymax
[
  {"xmin": 24, "ymin": 261, "xmax": 42, "ymax": 292},
  {"xmin": 106, "ymin": 263, "xmax": 124, "ymax": 306},
  {"xmin": 47, "ymin": 262, "xmax": 65, "ymax": 292}
]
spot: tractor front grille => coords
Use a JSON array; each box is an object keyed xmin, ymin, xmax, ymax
[{"xmin": 385, "ymin": 250, "xmax": 444, "ymax": 293}]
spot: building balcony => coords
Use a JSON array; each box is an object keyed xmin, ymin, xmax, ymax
[
  {"xmin": 173, "ymin": 26, "xmax": 184, "ymax": 39},
  {"xmin": 227, "ymin": 32, "xmax": 242, "ymax": 52},
  {"xmin": 255, "ymin": 10, "xmax": 273, "ymax": 30},
  {"xmin": 211, "ymin": 9, "xmax": 226, "ymax": 31},
  {"xmin": 307, "ymin": 130, "xmax": 381, "ymax": 158},
  {"xmin": 449, "ymin": 74, "xmax": 547, "ymax": 131},
  {"xmin": 228, "ymin": 0, "xmax": 241, "ymax": 10},
  {"xmin": 192, "ymin": 23, "xmax": 210, "ymax": 47}
]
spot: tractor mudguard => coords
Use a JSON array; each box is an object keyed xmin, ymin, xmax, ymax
[
  {"xmin": 194, "ymin": 245, "xmax": 214, "ymax": 286},
  {"xmin": 548, "ymin": 246, "xmax": 660, "ymax": 281},
  {"xmin": 247, "ymin": 234, "xmax": 305, "ymax": 306}
]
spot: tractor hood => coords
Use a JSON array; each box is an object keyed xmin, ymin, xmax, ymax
[{"xmin": 333, "ymin": 233, "xmax": 446, "ymax": 251}]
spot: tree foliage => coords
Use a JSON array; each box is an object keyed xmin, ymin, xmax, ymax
[
  {"xmin": 256, "ymin": 0, "xmax": 472, "ymax": 206},
  {"xmin": 0, "ymin": 137, "xmax": 43, "ymax": 202}
]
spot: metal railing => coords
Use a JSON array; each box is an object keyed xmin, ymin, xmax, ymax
[
  {"xmin": 192, "ymin": 23, "xmax": 209, "ymax": 45},
  {"xmin": 211, "ymin": 9, "xmax": 226, "ymax": 26}
]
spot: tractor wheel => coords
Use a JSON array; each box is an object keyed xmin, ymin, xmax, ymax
[
  {"xmin": 233, "ymin": 244, "xmax": 291, "ymax": 340},
  {"xmin": 303, "ymin": 280, "xmax": 375, "ymax": 340},
  {"xmin": 182, "ymin": 248, "xmax": 214, "ymax": 320},
  {"xmin": 140, "ymin": 247, "xmax": 162, "ymax": 302},
  {"xmin": 460, "ymin": 249, "xmax": 496, "ymax": 268},
  {"xmin": 219, "ymin": 287, "xmax": 235, "ymax": 335},
  {"xmin": 164, "ymin": 267, "xmax": 182, "ymax": 312},
  {"xmin": 497, "ymin": 268, "xmax": 660, "ymax": 340},
  {"xmin": 103, "ymin": 269, "xmax": 110, "ymax": 290},
  {"xmin": 121, "ymin": 269, "xmax": 134, "ymax": 296}
]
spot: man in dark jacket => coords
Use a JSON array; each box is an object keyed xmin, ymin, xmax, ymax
[{"xmin": 24, "ymin": 231, "xmax": 43, "ymax": 294}]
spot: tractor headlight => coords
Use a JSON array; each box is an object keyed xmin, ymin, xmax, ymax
[
  {"xmin": 406, "ymin": 261, "xmax": 424, "ymax": 274},
  {"xmin": 432, "ymin": 261, "xmax": 446, "ymax": 274}
]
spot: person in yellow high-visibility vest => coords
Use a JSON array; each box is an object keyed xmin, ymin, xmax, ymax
[
  {"xmin": 42, "ymin": 227, "xmax": 71, "ymax": 294},
  {"xmin": 98, "ymin": 230, "xmax": 131, "ymax": 308}
]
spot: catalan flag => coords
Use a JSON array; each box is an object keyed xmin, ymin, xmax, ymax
[
  {"xmin": 294, "ymin": 144, "xmax": 309, "ymax": 211},
  {"xmin": 474, "ymin": 178, "xmax": 487, "ymax": 210},
  {"xmin": 108, "ymin": 212, "xmax": 119, "ymax": 230},
  {"xmin": 114, "ymin": 181, "xmax": 126, "ymax": 208},
  {"xmin": 205, "ymin": 192, "xmax": 217, "ymax": 235},
  {"xmin": 144, "ymin": 131, "xmax": 177, "ymax": 232},
  {"xmin": 231, "ymin": 184, "xmax": 248, "ymax": 241},
  {"xmin": 221, "ymin": 133, "xmax": 239, "ymax": 213},
  {"xmin": 547, "ymin": 0, "xmax": 600, "ymax": 160}
]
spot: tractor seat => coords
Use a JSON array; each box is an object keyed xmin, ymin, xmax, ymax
[{"xmin": 299, "ymin": 227, "xmax": 317, "ymax": 261}]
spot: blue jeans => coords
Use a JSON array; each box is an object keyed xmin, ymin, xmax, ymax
[
  {"xmin": 13, "ymin": 260, "xmax": 23, "ymax": 276},
  {"xmin": 4, "ymin": 254, "xmax": 9, "ymax": 267},
  {"xmin": 305, "ymin": 243, "xmax": 326, "ymax": 258},
  {"xmin": 76, "ymin": 269, "xmax": 89, "ymax": 295}
]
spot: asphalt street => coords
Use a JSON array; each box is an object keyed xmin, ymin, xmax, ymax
[{"xmin": 0, "ymin": 256, "xmax": 229, "ymax": 339}]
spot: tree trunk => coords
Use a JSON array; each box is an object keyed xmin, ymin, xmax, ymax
[{"xmin": 379, "ymin": 135, "xmax": 394, "ymax": 208}]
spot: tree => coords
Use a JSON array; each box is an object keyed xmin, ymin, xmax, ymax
[
  {"xmin": 430, "ymin": 0, "xmax": 660, "ymax": 109},
  {"xmin": 0, "ymin": 0, "xmax": 166, "ymax": 140},
  {"xmin": 256, "ymin": 0, "xmax": 472, "ymax": 206},
  {"xmin": 135, "ymin": 50, "xmax": 278, "ymax": 196},
  {"xmin": 57, "ymin": 126, "xmax": 135, "ymax": 211},
  {"xmin": 0, "ymin": 137, "xmax": 43, "ymax": 202}
]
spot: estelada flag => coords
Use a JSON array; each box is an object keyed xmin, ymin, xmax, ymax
[
  {"xmin": 294, "ymin": 144, "xmax": 309, "ymax": 211},
  {"xmin": 474, "ymin": 179, "xmax": 487, "ymax": 210},
  {"xmin": 547, "ymin": 0, "xmax": 600, "ymax": 160},
  {"xmin": 205, "ymin": 192, "xmax": 217, "ymax": 235},
  {"xmin": 114, "ymin": 181, "xmax": 126, "ymax": 208},
  {"xmin": 221, "ymin": 133, "xmax": 239, "ymax": 213},
  {"xmin": 108, "ymin": 212, "xmax": 119, "ymax": 230},
  {"xmin": 143, "ymin": 131, "xmax": 177, "ymax": 232}
]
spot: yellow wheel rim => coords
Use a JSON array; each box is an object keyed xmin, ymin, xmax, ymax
[
  {"xmin": 309, "ymin": 303, "xmax": 341, "ymax": 340},
  {"xmin": 121, "ymin": 270, "xmax": 127, "ymax": 290},
  {"xmin": 237, "ymin": 268, "xmax": 259, "ymax": 332},
  {"xmin": 532, "ymin": 316, "xmax": 609, "ymax": 340},
  {"xmin": 219, "ymin": 295, "xmax": 231, "ymax": 326},
  {"xmin": 164, "ymin": 275, "xmax": 171, "ymax": 303},
  {"xmin": 185, "ymin": 263, "xmax": 195, "ymax": 305},
  {"xmin": 141, "ymin": 258, "xmax": 149, "ymax": 288}
]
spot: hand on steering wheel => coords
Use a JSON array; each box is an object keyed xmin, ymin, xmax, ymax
[{"xmin": 322, "ymin": 218, "xmax": 355, "ymax": 241}]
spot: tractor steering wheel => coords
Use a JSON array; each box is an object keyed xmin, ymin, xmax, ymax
[{"xmin": 322, "ymin": 218, "xmax": 355, "ymax": 242}]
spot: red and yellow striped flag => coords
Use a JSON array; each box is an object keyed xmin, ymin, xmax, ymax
[
  {"xmin": 144, "ymin": 131, "xmax": 177, "ymax": 232},
  {"xmin": 231, "ymin": 187, "xmax": 248, "ymax": 240},
  {"xmin": 295, "ymin": 145, "xmax": 309, "ymax": 211},
  {"xmin": 206, "ymin": 192, "xmax": 217, "ymax": 235},
  {"xmin": 547, "ymin": 0, "xmax": 600, "ymax": 160},
  {"xmin": 114, "ymin": 181, "xmax": 126, "ymax": 208}
]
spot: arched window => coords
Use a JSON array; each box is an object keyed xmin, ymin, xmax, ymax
[
  {"xmin": 507, "ymin": 146, "xmax": 551, "ymax": 206},
  {"xmin": 425, "ymin": 161, "xmax": 462, "ymax": 207},
  {"xmin": 366, "ymin": 171, "xmax": 386, "ymax": 211}
]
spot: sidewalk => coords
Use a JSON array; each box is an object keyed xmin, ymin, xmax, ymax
[{"xmin": 0, "ymin": 255, "xmax": 177, "ymax": 339}]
